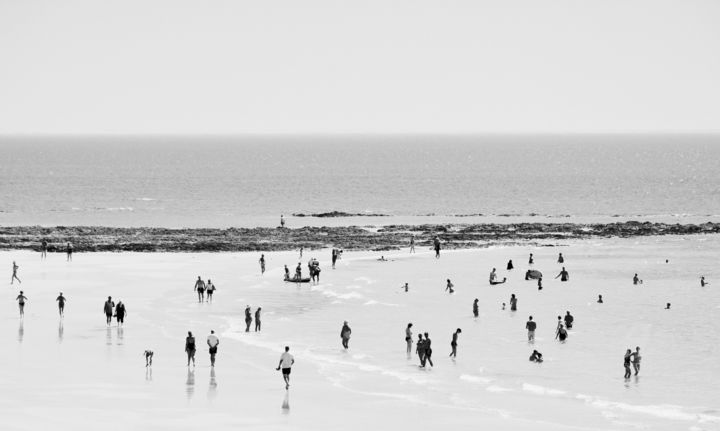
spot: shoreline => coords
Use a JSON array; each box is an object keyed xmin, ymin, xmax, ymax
[{"xmin": 1, "ymin": 221, "xmax": 719, "ymax": 252}]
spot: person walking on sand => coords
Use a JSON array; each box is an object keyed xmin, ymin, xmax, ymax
[
  {"xmin": 185, "ymin": 331, "xmax": 196, "ymax": 367},
  {"xmin": 115, "ymin": 301, "xmax": 127, "ymax": 326},
  {"xmin": 56, "ymin": 292, "xmax": 66, "ymax": 317},
  {"xmin": 103, "ymin": 296, "xmax": 115, "ymax": 326},
  {"xmin": 528, "ymin": 253, "xmax": 534, "ymax": 265},
  {"xmin": 473, "ymin": 298, "xmax": 479, "ymax": 318},
  {"xmin": 206, "ymin": 279, "xmax": 216, "ymax": 302},
  {"xmin": 16, "ymin": 291, "xmax": 28, "ymax": 317},
  {"xmin": 555, "ymin": 267, "xmax": 569, "ymax": 282},
  {"xmin": 255, "ymin": 307, "xmax": 262, "ymax": 331},
  {"xmin": 445, "ymin": 279, "xmax": 455, "ymax": 294},
  {"xmin": 433, "ymin": 236, "xmax": 441, "ymax": 258},
  {"xmin": 556, "ymin": 323, "xmax": 568, "ymax": 342},
  {"xmin": 41, "ymin": 240, "xmax": 48, "ymax": 259},
  {"xmin": 276, "ymin": 346, "xmax": 295, "ymax": 389},
  {"xmin": 507, "ymin": 259, "xmax": 514, "ymax": 270},
  {"xmin": 405, "ymin": 323, "xmax": 413, "ymax": 355},
  {"xmin": 245, "ymin": 306, "xmax": 252, "ymax": 332},
  {"xmin": 558, "ymin": 253, "xmax": 564, "ymax": 264},
  {"xmin": 11, "ymin": 261, "xmax": 21, "ymax": 284},
  {"xmin": 416, "ymin": 334, "xmax": 426, "ymax": 366},
  {"xmin": 631, "ymin": 346, "xmax": 641, "ymax": 375},
  {"xmin": 423, "ymin": 332, "xmax": 434, "ymax": 367},
  {"xmin": 623, "ymin": 349, "xmax": 632, "ymax": 379},
  {"xmin": 259, "ymin": 254, "xmax": 266, "ymax": 275},
  {"xmin": 509, "ymin": 294, "xmax": 517, "ymax": 311},
  {"xmin": 449, "ymin": 328, "xmax": 461, "ymax": 358},
  {"xmin": 564, "ymin": 311, "xmax": 574, "ymax": 330},
  {"xmin": 194, "ymin": 276, "xmax": 206, "ymax": 303},
  {"xmin": 341, "ymin": 321, "xmax": 352, "ymax": 349},
  {"xmin": 66, "ymin": 242, "xmax": 73, "ymax": 261},
  {"xmin": 526, "ymin": 316, "xmax": 536, "ymax": 342},
  {"xmin": 410, "ymin": 235, "xmax": 415, "ymax": 253},
  {"xmin": 207, "ymin": 330, "xmax": 219, "ymax": 366}
]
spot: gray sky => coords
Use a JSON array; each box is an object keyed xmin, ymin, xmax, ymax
[{"xmin": 1, "ymin": 0, "xmax": 719, "ymax": 134}]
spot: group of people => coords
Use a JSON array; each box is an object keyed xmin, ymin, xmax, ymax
[
  {"xmin": 245, "ymin": 305, "xmax": 262, "ymax": 332},
  {"xmin": 184, "ymin": 330, "xmax": 221, "ymax": 367},
  {"xmin": 193, "ymin": 276, "xmax": 217, "ymax": 302}
]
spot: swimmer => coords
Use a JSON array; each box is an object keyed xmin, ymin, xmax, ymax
[
  {"xmin": 507, "ymin": 259, "xmax": 514, "ymax": 270},
  {"xmin": 16, "ymin": 291, "xmax": 28, "ymax": 317},
  {"xmin": 623, "ymin": 349, "xmax": 632, "ymax": 379},
  {"xmin": 56, "ymin": 292, "xmax": 66, "ymax": 317},
  {"xmin": 526, "ymin": 316, "xmax": 536, "ymax": 342},
  {"xmin": 557, "ymin": 252, "xmax": 564, "ymax": 264},
  {"xmin": 207, "ymin": 330, "xmax": 219, "ymax": 366},
  {"xmin": 564, "ymin": 311, "xmax": 574, "ymax": 329},
  {"xmin": 194, "ymin": 276, "xmax": 206, "ymax": 303},
  {"xmin": 597, "ymin": 294, "xmax": 604, "ymax": 303},
  {"xmin": 446, "ymin": 279, "xmax": 455, "ymax": 294},
  {"xmin": 473, "ymin": 298, "xmax": 479, "ymax": 317},
  {"xmin": 555, "ymin": 323, "xmax": 568, "ymax": 342},
  {"xmin": 11, "ymin": 261, "xmax": 21, "ymax": 284},
  {"xmin": 529, "ymin": 350, "xmax": 543, "ymax": 363},
  {"xmin": 245, "ymin": 306, "xmax": 252, "ymax": 332},
  {"xmin": 405, "ymin": 323, "xmax": 413, "ymax": 355},
  {"xmin": 276, "ymin": 346, "xmax": 295, "ymax": 389},
  {"xmin": 185, "ymin": 331, "xmax": 196, "ymax": 367},
  {"xmin": 449, "ymin": 328, "xmax": 461, "ymax": 358},
  {"xmin": 509, "ymin": 294, "xmax": 517, "ymax": 311},
  {"xmin": 555, "ymin": 267, "xmax": 569, "ymax": 282}
]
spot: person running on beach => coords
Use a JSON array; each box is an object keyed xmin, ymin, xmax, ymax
[
  {"xmin": 631, "ymin": 346, "xmax": 641, "ymax": 375},
  {"xmin": 416, "ymin": 334, "xmax": 426, "ymax": 366},
  {"xmin": 194, "ymin": 276, "xmax": 206, "ymax": 303},
  {"xmin": 245, "ymin": 306, "xmax": 252, "ymax": 332},
  {"xmin": 423, "ymin": 332, "xmax": 434, "ymax": 367},
  {"xmin": 557, "ymin": 253, "xmax": 564, "ymax": 264},
  {"xmin": 526, "ymin": 316, "xmax": 536, "ymax": 342},
  {"xmin": 564, "ymin": 311, "xmax": 574, "ymax": 329},
  {"xmin": 56, "ymin": 292, "xmax": 66, "ymax": 317},
  {"xmin": 449, "ymin": 329, "xmax": 461, "ymax": 358},
  {"xmin": 115, "ymin": 301, "xmax": 127, "ymax": 326},
  {"xmin": 11, "ymin": 261, "xmax": 21, "ymax": 284},
  {"xmin": 528, "ymin": 253, "xmax": 534, "ymax": 265},
  {"xmin": 556, "ymin": 323, "xmax": 568, "ymax": 342},
  {"xmin": 185, "ymin": 331, "xmax": 196, "ymax": 367},
  {"xmin": 623, "ymin": 349, "xmax": 632, "ymax": 379},
  {"xmin": 537, "ymin": 277, "xmax": 543, "ymax": 290},
  {"xmin": 66, "ymin": 242, "xmax": 73, "ymax": 261},
  {"xmin": 259, "ymin": 254, "xmax": 266, "ymax": 275},
  {"xmin": 16, "ymin": 291, "xmax": 28, "ymax": 317},
  {"xmin": 509, "ymin": 294, "xmax": 517, "ymax": 311},
  {"xmin": 280, "ymin": 214, "xmax": 285, "ymax": 228},
  {"xmin": 41, "ymin": 240, "xmax": 48, "ymax": 259},
  {"xmin": 529, "ymin": 350, "xmax": 543, "ymax": 363},
  {"xmin": 104, "ymin": 296, "xmax": 115, "ymax": 325},
  {"xmin": 207, "ymin": 330, "xmax": 219, "ymax": 366},
  {"xmin": 276, "ymin": 346, "xmax": 295, "ymax": 389},
  {"xmin": 507, "ymin": 259, "xmax": 514, "ymax": 270},
  {"xmin": 473, "ymin": 298, "xmax": 479, "ymax": 317},
  {"xmin": 701, "ymin": 276, "xmax": 708, "ymax": 287},
  {"xmin": 206, "ymin": 279, "xmax": 215, "ymax": 302},
  {"xmin": 633, "ymin": 273, "xmax": 641, "ymax": 285},
  {"xmin": 597, "ymin": 294, "xmax": 604, "ymax": 303},
  {"xmin": 341, "ymin": 321, "xmax": 352, "ymax": 349},
  {"xmin": 255, "ymin": 307, "xmax": 262, "ymax": 331},
  {"xmin": 555, "ymin": 267, "xmax": 569, "ymax": 282},
  {"xmin": 405, "ymin": 323, "xmax": 413, "ymax": 355},
  {"xmin": 433, "ymin": 236, "xmax": 441, "ymax": 258},
  {"xmin": 409, "ymin": 235, "xmax": 415, "ymax": 253},
  {"xmin": 446, "ymin": 279, "xmax": 454, "ymax": 294}
]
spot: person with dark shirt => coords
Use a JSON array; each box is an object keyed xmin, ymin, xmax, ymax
[
  {"xmin": 507, "ymin": 259, "xmax": 514, "ymax": 270},
  {"xmin": 185, "ymin": 331, "xmax": 196, "ymax": 367},
  {"xmin": 555, "ymin": 267, "xmax": 569, "ymax": 282},
  {"xmin": 623, "ymin": 349, "xmax": 632, "ymax": 379},
  {"xmin": 245, "ymin": 306, "xmax": 252, "ymax": 332},
  {"xmin": 401, "ymin": 282, "xmax": 409, "ymax": 292},
  {"xmin": 537, "ymin": 277, "xmax": 543, "ymax": 290},
  {"xmin": 526, "ymin": 316, "xmax": 537, "ymax": 342},
  {"xmin": 473, "ymin": 298, "xmax": 479, "ymax": 318},
  {"xmin": 557, "ymin": 253, "xmax": 564, "ymax": 264},
  {"xmin": 423, "ymin": 332, "xmax": 434, "ymax": 367},
  {"xmin": 56, "ymin": 292, "xmax": 67, "ymax": 316},
  {"xmin": 332, "ymin": 249, "xmax": 338, "ymax": 268},
  {"xmin": 433, "ymin": 236, "xmax": 441, "ymax": 258},
  {"xmin": 416, "ymin": 334, "xmax": 425, "ymax": 366},
  {"xmin": 564, "ymin": 311, "xmax": 574, "ymax": 329},
  {"xmin": 259, "ymin": 254, "xmax": 266, "ymax": 274},
  {"xmin": 597, "ymin": 294, "xmax": 603, "ymax": 303},
  {"xmin": 255, "ymin": 307, "xmax": 262, "ymax": 331},
  {"xmin": 529, "ymin": 350, "xmax": 543, "ymax": 363},
  {"xmin": 666, "ymin": 303, "xmax": 671, "ymax": 309},
  {"xmin": 509, "ymin": 294, "xmax": 517, "ymax": 311},
  {"xmin": 104, "ymin": 296, "xmax": 115, "ymax": 326},
  {"xmin": 449, "ymin": 329, "xmax": 461, "ymax": 358},
  {"xmin": 341, "ymin": 321, "xmax": 351, "ymax": 349},
  {"xmin": 633, "ymin": 274, "xmax": 641, "ymax": 285},
  {"xmin": 115, "ymin": 301, "xmax": 127, "ymax": 326}
]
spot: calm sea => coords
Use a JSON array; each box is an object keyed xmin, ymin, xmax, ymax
[{"xmin": 1, "ymin": 135, "xmax": 719, "ymax": 228}]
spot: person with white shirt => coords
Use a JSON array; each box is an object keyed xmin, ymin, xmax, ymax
[
  {"xmin": 276, "ymin": 346, "xmax": 295, "ymax": 390},
  {"xmin": 207, "ymin": 330, "xmax": 220, "ymax": 366}
]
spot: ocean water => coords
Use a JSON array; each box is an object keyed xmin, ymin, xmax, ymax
[{"xmin": 1, "ymin": 134, "xmax": 719, "ymax": 228}]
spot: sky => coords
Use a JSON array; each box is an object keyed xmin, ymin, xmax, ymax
[{"xmin": 1, "ymin": 0, "xmax": 719, "ymax": 135}]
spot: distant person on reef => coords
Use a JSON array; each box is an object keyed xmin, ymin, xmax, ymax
[
  {"xmin": 434, "ymin": 236, "xmax": 441, "ymax": 258},
  {"xmin": 41, "ymin": 240, "xmax": 48, "ymax": 259},
  {"xmin": 280, "ymin": 214, "xmax": 285, "ymax": 228},
  {"xmin": 66, "ymin": 242, "xmax": 73, "ymax": 261},
  {"xmin": 409, "ymin": 235, "xmax": 415, "ymax": 253},
  {"xmin": 623, "ymin": 349, "xmax": 632, "ymax": 379},
  {"xmin": 259, "ymin": 254, "xmax": 266, "ymax": 274},
  {"xmin": 528, "ymin": 253, "xmax": 534, "ymax": 265},
  {"xmin": 115, "ymin": 301, "xmax": 127, "ymax": 326},
  {"xmin": 564, "ymin": 311, "xmax": 574, "ymax": 329},
  {"xmin": 332, "ymin": 249, "xmax": 338, "ymax": 269}
]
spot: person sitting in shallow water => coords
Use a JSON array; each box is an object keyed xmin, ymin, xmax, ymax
[
  {"xmin": 529, "ymin": 350, "xmax": 543, "ymax": 363},
  {"xmin": 666, "ymin": 303, "xmax": 671, "ymax": 309},
  {"xmin": 597, "ymin": 294, "xmax": 603, "ymax": 303},
  {"xmin": 489, "ymin": 268, "xmax": 506, "ymax": 285}
]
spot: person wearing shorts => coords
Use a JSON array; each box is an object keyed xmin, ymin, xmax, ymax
[
  {"xmin": 207, "ymin": 330, "xmax": 219, "ymax": 366},
  {"xmin": 276, "ymin": 346, "xmax": 295, "ymax": 389}
]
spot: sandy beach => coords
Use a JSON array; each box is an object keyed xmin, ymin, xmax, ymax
[{"xmin": 2, "ymin": 235, "xmax": 719, "ymax": 431}]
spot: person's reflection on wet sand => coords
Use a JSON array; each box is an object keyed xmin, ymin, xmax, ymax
[
  {"xmin": 282, "ymin": 391, "xmax": 290, "ymax": 412},
  {"xmin": 208, "ymin": 368, "xmax": 218, "ymax": 400},
  {"xmin": 58, "ymin": 321, "xmax": 64, "ymax": 343},
  {"xmin": 18, "ymin": 321, "xmax": 24, "ymax": 343},
  {"xmin": 106, "ymin": 326, "xmax": 112, "ymax": 346},
  {"xmin": 116, "ymin": 327, "xmax": 124, "ymax": 345},
  {"xmin": 145, "ymin": 367, "xmax": 153, "ymax": 382},
  {"xmin": 186, "ymin": 369, "xmax": 195, "ymax": 399}
]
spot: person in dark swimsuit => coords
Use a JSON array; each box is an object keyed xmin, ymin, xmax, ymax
[
  {"xmin": 557, "ymin": 253, "xmax": 564, "ymax": 263},
  {"xmin": 245, "ymin": 306, "xmax": 252, "ymax": 332},
  {"xmin": 41, "ymin": 240, "xmax": 48, "ymax": 259},
  {"xmin": 433, "ymin": 237, "xmax": 441, "ymax": 259},
  {"xmin": 445, "ymin": 279, "xmax": 454, "ymax": 294},
  {"xmin": 56, "ymin": 292, "xmax": 66, "ymax": 316},
  {"xmin": 555, "ymin": 267, "xmax": 569, "ymax": 282},
  {"xmin": 597, "ymin": 294, "xmax": 603, "ymax": 303},
  {"xmin": 416, "ymin": 334, "xmax": 425, "ymax": 367},
  {"xmin": 564, "ymin": 311, "xmax": 573, "ymax": 329},
  {"xmin": 528, "ymin": 253, "xmax": 534, "ymax": 265},
  {"xmin": 507, "ymin": 260, "xmax": 514, "ymax": 270},
  {"xmin": 449, "ymin": 328, "xmax": 461, "ymax": 358},
  {"xmin": 66, "ymin": 242, "xmax": 73, "ymax": 261},
  {"xmin": 529, "ymin": 350, "xmax": 543, "ymax": 363},
  {"xmin": 473, "ymin": 298, "xmax": 479, "ymax": 318},
  {"xmin": 510, "ymin": 294, "xmax": 517, "ymax": 311},
  {"xmin": 259, "ymin": 254, "xmax": 266, "ymax": 274},
  {"xmin": 537, "ymin": 277, "xmax": 543, "ymax": 290},
  {"xmin": 16, "ymin": 291, "xmax": 28, "ymax": 317},
  {"xmin": 255, "ymin": 307, "xmax": 262, "ymax": 331},
  {"xmin": 556, "ymin": 324, "xmax": 568, "ymax": 342},
  {"xmin": 185, "ymin": 331, "xmax": 196, "ymax": 367},
  {"xmin": 623, "ymin": 349, "xmax": 632, "ymax": 379},
  {"xmin": 194, "ymin": 276, "xmax": 205, "ymax": 303},
  {"xmin": 423, "ymin": 332, "xmax": 434, "ymax": 367}
]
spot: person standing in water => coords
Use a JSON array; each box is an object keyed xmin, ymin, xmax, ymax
[
  {"xmin": 405, "ymin": 323, "xmax": 413, "ymax": 355},
  {"xmin": 295, "ymin": 263, "xmax": 302, "ymax": 282},
  {"xmin": 631, "ymin": 346, "xmax": 641, "ymax": 375},
  {"xmin": 280, "ymin": 214, "xmax": 285, "ymax": 228},
  {"xmin": 489, "ymin": 268, "xmax": 506, "ymax": 285},
  {"xmin": 409, "ymin": 235, "xmax": 415, "ymax": 253},
  {"xmin": 556, "ymin": 323, "xmax": 568, "ymax": 342},
  {"xmin": 400, "ymin": 282, "xmax": 409, "ymax": 292},
  {"xmin": 259, "ymin": 254, "xmax": 266, "ymax": 275},
  {"xmin": 509, "ymin": 294, "xmax": 517, "ymax": 311},
  {"xmin": 433, "ymin": 236, "xmax": 441, "ymax": 258},
  {"xmin": 423, "ymin": 332, "xmax": 434, "ymax": 367},
  {"xmin": 449, "ymin": 329, "xmax": 461, "ymax": 358},
  {"xmin": 526, "ymin": 316, "xmax": 536, "ymax": 342},
  {"xmin": 556, "ymin": 267, "xmax": 569, "ymax": 282},
  {"xmin": 11, "ymin": 261, "xmax": 21, "ymax": 284},
  {"xmin": 194, "ymin": 276, "xmax": 206, "ymax": 303},
  {"xmin": 473, "ymin": 298, "xmax": 479, "ymax": 318},
  {"xmin": 284, "ymin": 265, "xmax": 290, "ymax": 279},
  {"xmin": 276, "ymin": 346, "xmax": 295, "ymax": 389},
  {"xmin": 331, "ymin": 249, "xmax": 338, "ymax": 269},
  {"xmin": 41, "ymin": 240, "xmax": 48, "ymax": 259},
  {"xmin": 185, "ymin": 331, "xmax": 196, "ymax": 367},
  {"xmin": 557, "ymin": 253, "xmax": 564, "ymax": 264},
  {"xmin": 207, "ymin": 330, "xmax": 219, "ymax": 367},
  {"xmin": 623, "ymin": 349, "xmax": 632, "ymax": 379},
  {"xmin": 245, "ymin": 306, "xmax": 252, "ymax": 332},
  {"xmin": 103, "ymin": 296, "xmax": 115, "ymax": 326},
  {"xmin": 206, "ymin": 279, "xmax": 216, "ymax": 302},
  {"xmin": 564, "ymin": 311, "xmax": 574, "ymax": 329},
  {"xmin": 528, "ymin": 253, "xmax": 534, "ymax": 265},
  {"xmin": 254, "ymin": 307, "xmax": 262, "ymax": 331},
  {"xmin": 701, "ymin": 276, "xmax": 708, "ymax": 287},
  {"xmin": 66, "ymin": 242, "xmax": 73, "ymax": 261},
  {"xmin": 299, "ymin": 246, "xmax": 303, "ymax": 259},
  {"xmin": 633, "ymin": 274, "xmax": 641, "ymax": 285},
  {"xmin": 56, "ymin": 292, "xmax": 66, "ymax": 317},
  {"xmin": 597, "ymin": 294, "xmax": 604, "ymax": 303},
  {"xmin": 115, "ymin": 301, "xmax": 127, "ymax": 326},
  {"xmin": 341, "ymin": 321, "xmax": 352, "ymax": 349},
  {"xmin": 507, "ymin": 259, "xmax": 514, "ymax": 270},
  {"xmin": 16, "ymin": 291, "xmax": 28, "ymax": 317},
  {"xmin": 416, "ymin": 334, "xmax": 426, "ymax": 366},
  {"xmin": 445, "ymin": 279, "xmax": 455, "ymax": 294}
]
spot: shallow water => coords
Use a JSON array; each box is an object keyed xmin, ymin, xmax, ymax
[{"xmin": 1, "ymin": 235, "xmax": 719, "ymax": 430}]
